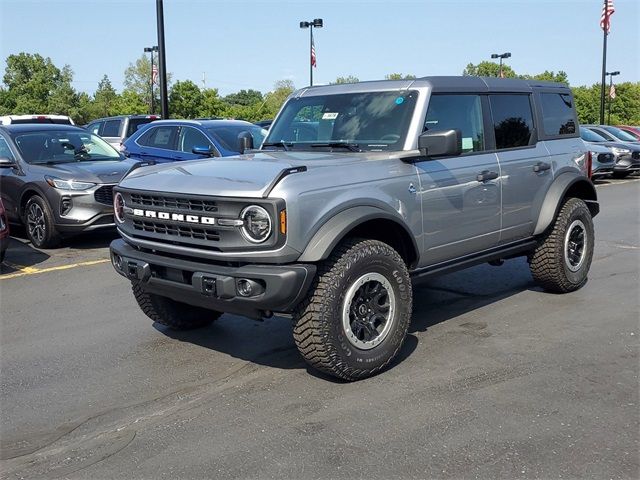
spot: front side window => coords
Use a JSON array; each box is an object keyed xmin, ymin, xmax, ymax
[
  {"xmin": 540, "ymin": 93, "xmax": 577, "ymax": 136},
  {"xmin": 102, "ymin": 119, "xmax": 121, "ymax": 137},
  {"xmin": 265, "ymin": 90, "xmax": 419, "ymax": 152},
  {"xmin": 589, "ymin": 128, "xmax": 615, "ymax": 141},
  {"xmin": 0, "ymin": 136, "xmax": 15, "ymax": 160},
  {"xmin": 580, "ymin": 127, "xmax": 607, "ymax": 142},
  {"xmin": 489, "ymin": 94, "xmax": 535, "ymax": 149},
  {"xmin": 602, "ymin": 126, "xmax": 637, "ymax": 142},
  {"xmin": 424, "ymin": 94, "xmax": 485, "ymax": 153},
  {"xmin": 138, "ymin": 126, "xmax": 178, "ymax": 149},
  {"xmin": 179, "ymin": 127, "xmax": 213, "ymax": 153},
  {"xmin": 14, "ymin": 130, "xmax": 121, "ymax": 164},
  {"xmin": 207, "ymin": 125, "xmax": 267, "ymax": 152}
]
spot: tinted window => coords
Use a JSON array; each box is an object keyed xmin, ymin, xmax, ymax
[
  {"xmin": 424, "ymin": 95, "xmax": 485, "ymax": 153},
  {"xmin": 102, "ymin": 119, "xmax": 121, "ymax": 137},
  {"xmin": 87, "ymin": 122, "xmax": 102, "ymax": 135},
  {"xmin": 0, "ymin": 136, "xmax": 14, "ymax": 160},
  {"xmin": 602, "ymin": 126, "xmax": 638, "ymax": 142},
  {"xmin": 207, "ymin": 125, "xmax": 268, "ymax": 152},
  {"xmin": 139, "ymin": 126, "xmax": 178, "ymax": 149},
  {"xmin": 540, "ymin": 93, "xmax": 576, "ymax": 136},
  {"xmin": 489, "ymin": 95, "xmax": 534, "ymax": 149},
  {"xmin": 178, "ymin": 127, "xmax": 213, "ymax": 153},
  {"xmin": 126, "ymin": 118, "xmax": 156, "ymax": 138},
  {"xmin": 580, "ymin": 127, "xmax": 607, "ymax": 142},
  {"xmin": 589, "ymin": 128, "xmax": 615, "ymax": 141}
]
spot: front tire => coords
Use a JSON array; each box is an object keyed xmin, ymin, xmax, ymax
[
  {"xmin": 132, "ymin": 282, "xmax": 221, "ymax": 330},
  {"xmin": 293, "ymin": 238, "xmax": 412, "ymax": 381},
  {"xmin": 25, "ymin": 195, "xmax": 60, "ymax": 248},
  {"xmin": 528, "ymin": 197, "xmax": 594, "ymax": 293}
]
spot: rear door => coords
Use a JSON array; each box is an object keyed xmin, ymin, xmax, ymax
[
  {"xmin": 130, "ymin": 125, "xmax": 179, "ymax": 163},
  {"xmin": 416, "ymin": 93, "xmax": 501, "ymax": 266},
  {"xmin": 489, "ymin": 93, "xmax": 554, "ymax": 242},
  {"xmin": 0, "ymin": 133, "xmax": 23, "ymax": 221}
]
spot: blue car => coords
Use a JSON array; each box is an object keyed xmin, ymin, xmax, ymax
[{"xmin": 122, "ymin": 119, "xmax": 268, "ymax": 163}]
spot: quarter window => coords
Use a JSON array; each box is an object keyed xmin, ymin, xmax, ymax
[
  {"xmin": 424, "ymin": 95, "xmax": 485, "ymax": 153},
  {"xmin": 540, "ymin": 93, "xmax": 576, "ymax": 136},
  {"xmin": 102, "ymin": 119, "xmax": 121, "ymax": 137},
  {"xmin": 489, "ymin": 95, "xmax": 534, "ymax": 149}
]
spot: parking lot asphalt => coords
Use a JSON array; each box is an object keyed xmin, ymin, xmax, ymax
[{"xmin": 0, "ymin": 178, "xmax": 638, "ymax": 480}]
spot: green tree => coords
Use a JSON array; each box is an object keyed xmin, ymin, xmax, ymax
[
  {"xmin": 223, "ymin": 89, "xmax": 263, "ymax": 107},
  {"xmin": 123, "ymin": 54, "xmax": 171, "ymax": 112},
  {"xmin": 332, "ymin": 75, "xmax": 360, "ymax": 84},
  {"xmin": 113, "ymin": 90, "xmax": 148, "ymax": 116},
  {"xmin": 199, "ymin": 87, "xmax": 225, "ymax": 118},
  {"xmin": 169, "ymin": 80, "xmax": 203, "ymax": 118},
  {"xmin": 262, "ymin": 79, "xmax": 295, "ymax": 119},
  {"xmin": 385, "ymin": 73, "xmax": 416, "ymax": 80},
  {"xmin": 92, "ymin": 74, "xmax": 118, "ymax": 118},
  {"xmin": 462, "ymin": 61, "xmax": 517, "ymax": 78},
  {"xmin": 531, "ymin": 70, "xmax": 569, "ymax": 84}
]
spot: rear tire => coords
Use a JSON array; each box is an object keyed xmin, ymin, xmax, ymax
[
  {"xmin": 132, "ymin": 282, "xmax": 221, "ymax": 330},
  {"xmin": 24, "ymin": 195, "xmax": 60, "ymax": 249},
  {"xmin": 293, "ymin": 238, "xmax": 412, "ymax": 381},
  {"xmin": 528, "ymin": 198, "xmax": 594, "ymax": 293}
]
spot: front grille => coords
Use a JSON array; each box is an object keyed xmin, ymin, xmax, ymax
[
  {"xmin": 130, "ymin": 193, "xmax": 218, "ymax": 213},
  {"xmin": 632, "ymin": 151, "xmax": 640, "ymax": 160},
  {"xmin": 95, "ymin": 185, "xmax": 115, "ymax": 205},
  {"xmin": 597, "ymin": 153, "xmax": 614, "ymax": 164},
  {"xmin": 133, "ymin": 219, "xmax": 220, "ymax": 242}
]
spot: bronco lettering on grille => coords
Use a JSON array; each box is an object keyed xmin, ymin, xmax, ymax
[{"xmin": 131, "ymin": 209, "xmax": 216, "ymax": 225}]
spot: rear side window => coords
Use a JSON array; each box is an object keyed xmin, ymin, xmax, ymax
[
  {"xmin": 102, "ymin": 119, "xmax": 121, "ymax": 137},
  {"xmin": 138, "ymin": 126, "xmax": 178, "ymax": 149},
  {"xmin": 126, "ymin": 118, "xmax": 156, "ymax": 138},
  {"xmin": 489, "ymin": 95, "xmax": 534, "ymax": 149},
  {"xmin": 424, "ymin": 94, "xmax": 485, "ymax": 153},
  {"xmin": 0, "ymin": 136, "xmax": 14, "ymax": 160},
  {"xmin": 540, "ymin": 93, "xmax": 576, "ymax": 136}
]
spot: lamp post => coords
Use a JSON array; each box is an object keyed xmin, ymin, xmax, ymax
[
  {"xmin": 299, "ymin": 18, "xmax": 323, "ymax": 86},
  {"xmin": 143, "ymin": 46, "xmax": 158, "ymax": 114},
  {"xmin": 606, "ymin": 70, "xmax": 620, "ymax": 125},
  {"xmin": 156, "ymin": 0, "xmax": 169, "ymax": 118},
  {"xmin": 490, "ymin": 52, "xmax": 512, "ymax": 78}
]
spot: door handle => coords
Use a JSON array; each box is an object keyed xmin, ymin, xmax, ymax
[
  {"xmin": 476, "ymin": 170, "xmax": 499, "ymax": 182},
  {"xmin": 533, "ymin": 162, "xmax": 551, "ymax": 173}
]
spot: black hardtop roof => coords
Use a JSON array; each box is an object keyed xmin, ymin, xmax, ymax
[{"xmin": 0, "ymin": 124, "xmax": 86, "ymax": 135}]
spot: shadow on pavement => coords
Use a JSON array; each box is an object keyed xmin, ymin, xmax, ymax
[
  {"xmin": 157, "ymin": 257, "xmax": 534, "ymax": 378},
  {"xmin": 0, "ymin": 238, "xmax": 49, "ymax": 272}
]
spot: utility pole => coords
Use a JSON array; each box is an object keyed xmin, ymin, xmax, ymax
[{"xmin": 156, "ymin": 0, "xmax": 169, "ymax": 118}]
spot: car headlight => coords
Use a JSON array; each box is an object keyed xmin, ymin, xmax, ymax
[
  {"xmin": 611, "ymin": 147, "xmax": 631, "ymax": 155},
  {"xmin": 45, "ymin": 176, "xmax": 97, "ymax": 191},
  {"xmin": 240, "ymin": 205, "xmax": 272, "ymax": 243}
]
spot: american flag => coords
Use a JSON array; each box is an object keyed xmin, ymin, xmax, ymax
[
  {"xmin": 152, "ymin": 64, "xmax": 159, "ymax": 85},
  {"xmin": 600, "ymin": 0, "xmax": 615, "ymax": 33},
  {"xmin": 609, "ymin": 84, "xmax": 616, "ymax": 99},
  {"xmin": 311, "ymin": 37, "xmax": 317, "ymax": 68}
]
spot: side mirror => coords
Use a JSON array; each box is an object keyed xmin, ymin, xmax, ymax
[
  {"xmin": 418, "ymin": 129, "xmax": 462, "ymax": 157},
  {"xmin": 192, "ymin": 145, "xmax": 215, "ymax": 157},
  {"xmin": 0, "ymin": 157, "xmax": 17, "ymax": 168},
  {"xmin": 237, "ymin": 131, "xmax": 254, "ymax": 154}
]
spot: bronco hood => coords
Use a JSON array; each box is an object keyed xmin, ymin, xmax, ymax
[{"xmin": 118, "ymin": 151, "xmax": 370, "ymax": 198}]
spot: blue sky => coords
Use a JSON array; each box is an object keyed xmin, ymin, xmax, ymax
[{"xmin": 1, "ymin": 0, "xmax": 638, "ymax": 96}]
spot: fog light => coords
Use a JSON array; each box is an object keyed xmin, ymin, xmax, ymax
[
  {"xmin": 60, "ymin": 196, "xmax": 72, "ymax": 216},
  {"xmin": 237, "ymin": 279, "xmax": 254, "ymax": 297},
  {"xmin": 111, "ymin": 253, "xmax": 123, "ymax": 270}
]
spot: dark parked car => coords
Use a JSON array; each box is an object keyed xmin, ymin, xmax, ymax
[
  {"xmin": 122, "ymin": 119, "xmax": 268, "ymax": 163},
  {"xmin": 86, "ymin": 115, "xmax": 159, "ymax": 150},
  {"xmin": 0, "ymin": 124, "xmax": 134, "ymax": 248},
  {"xmin": 0, "ymin": 198, "xmax": 9, "ymax": 262},
  {"xmin": 581, "ymin": 126, "xmax": 640, "ymax": 178}
]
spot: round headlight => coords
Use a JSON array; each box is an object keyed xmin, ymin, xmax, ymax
[
  {"xmin": 114, "ymin": 192, "xmax": 125, "ymax": 224},
  {"xmin": 240, "ymin": 205, "xmax": 272, "ymax": 243}
]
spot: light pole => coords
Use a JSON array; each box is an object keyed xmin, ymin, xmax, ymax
[
  {"xmin": 606, "ymin": 70, "xmax": 620, "ymax": 125},
  {"xmin": 299, "ymin": 18, "xmax": 323, "ymax": 86},
  {"xmin": 491, "ymin": 52, "xmax": 512, "ymax": 78},
  {"xmin": 156, "ymin": 0, "xmax": 169, "ymax": 118},
  {"xmin": 144, "ymin": 46, "xmax": 158, "ymax": 114}
]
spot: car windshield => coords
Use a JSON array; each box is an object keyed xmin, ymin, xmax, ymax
[
  {"xmin": 206, "ymin": 125, "xmax": 267, "ymax": 152},
  {"xmin": 264, "ymin": 90, "xmax": 419, "ymax": 152},
  {"xmin": 602, "ymin": 126, "xmax": 638, "ymax": 142},
  {"xmin": 14, "ymin": 130, "xmax": 121, "ymax": 164},
  {"xmin": 580, "ymin": 127, "xmax": 607, "ymax": 142}
]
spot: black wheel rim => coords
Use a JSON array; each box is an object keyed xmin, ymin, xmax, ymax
[
  {"xmin": 27, "ymin": 203, "xmax": 46, "ymax": 245},
  {"xmin": 341, "ymin": 273, "xmax": 396, "ymax": 350},
  {"xmin": 564, "ymin": 219, "xmax": 587, "ymax": 272}
]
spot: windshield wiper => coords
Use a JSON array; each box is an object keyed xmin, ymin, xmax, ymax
[
  {"xmin": 262, "ymin": 141, "xmax": 293, "ymax": 151},
  {"xmin": 310, "ymin": 142, "xmax": 361, "ymax": 152}
]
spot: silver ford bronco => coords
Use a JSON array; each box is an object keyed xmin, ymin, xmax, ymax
[{"xmin": 110, "ymin": 77, "xmax": 598, "ymax": 380}]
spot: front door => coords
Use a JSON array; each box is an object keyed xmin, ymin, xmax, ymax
[{"xmin": 416, "ymin": 94, "xmax": 501, "ymax": 267}]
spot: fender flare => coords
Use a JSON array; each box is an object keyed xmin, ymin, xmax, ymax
[
  {"xmin": 533, "ymin": 172, "xmax": 598, "ymax": 236},
  {"xmin": 298, "ymin": 206, "xmax": 419, "ymax": 263}
]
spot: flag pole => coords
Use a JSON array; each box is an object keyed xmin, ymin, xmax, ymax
[
  {"xmin": 310, "ymin": 26, "xmax": 314, "ymax": 87},
  {"xmin": 599, "ymin": 0, "xmax": 608, "ymax": 125}
]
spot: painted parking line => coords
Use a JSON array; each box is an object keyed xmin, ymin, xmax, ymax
[
  {"xmin": 595, "ymin": 178, "xmax": 640, "ymax": 187},
  {"xmin": 0, "ymin": 259, "xmax": 110, "ymax": 280}
]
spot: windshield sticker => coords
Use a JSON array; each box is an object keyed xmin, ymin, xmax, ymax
[
  {"xmin": 462, "ymin": 137, "xmax": 474, "ymax": 150},
  {"xmin": 322, "ymin": 112, "xmax": 339, "ymax": 120},
  {"xmin": 395, "ymin": 97, "xmax": 405, "ymax": 105}
]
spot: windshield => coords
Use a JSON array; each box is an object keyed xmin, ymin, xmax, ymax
[
  {"xmin": 580, "ymin": 127, "xmax": 607, "ymax": 142},
  {"xmin": 602, "ymin": 126, "xmax": 638, "ymax": 142},
  {"xmin": 15, "ymin": 130, "xmax": 122, "ymax": 164},
  {"xmin": 264, "ymin": 90, "xmax": 419, "ymax": 152},
  {"xmin": 206, "ymin": 125, "xmax": 267, "ymax": 152}
]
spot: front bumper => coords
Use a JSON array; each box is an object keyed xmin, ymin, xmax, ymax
[
  {"xmin": 613, "ymin": 154, "xmax": 640, "ymax": 173},
  {"xmin": 48, "ymin": 184, "xmax": 116, "ymax": 232},
  {"xmin": 110, "ymin": 239, "xmax": 316, "ymax": 319}
]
